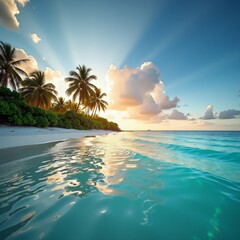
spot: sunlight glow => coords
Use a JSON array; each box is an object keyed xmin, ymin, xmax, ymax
[
  {"xmin": 57, "ymin": 0, "xmax": 160, "ymax": 90},
  {"xmin": 144, "ymin": 2, "xmax": 211, "ymax": 62},
  {"xmin": 166, "ymin": 50, "xmax": 240, "ymax": 91}
]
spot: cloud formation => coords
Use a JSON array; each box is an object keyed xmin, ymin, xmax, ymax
[
  {"xmin": 218, "ymin": 109, "xmax": 240, "ymax": 119},
  {"xmin": 44, "ymin": 67, "xmax": 63, "ymax": 83},
  {"xmin": 30, "ymin": 33, "xmax": 41, "ymax": 43},
  {"xmin": 201, "ymin": 105, "xmax": 216, "ymax": 120},
  {"xmin": 107, "ymin": 62, "xmax": 179, "ymax": 121},
  {"xmin": 151, "ymin": 82, "xmax": 179, "ymax": 109},
  {"xmin": 127, "ymin": 94, "xmax": 162, "ymax": 120},
  {"xmin": 107, "ymin": 62, "xmax": 160, "ymax": 109},
  {"xmin": 0, "ymin": 0, "xmax": 29, "ymax": 30},
  {"xmin": 15, "ymin": 48, "xmax": 38, "ymax": 74},
  {"xmin": 169, "ymin": 109, "xmax": 187, "ymax": 120},
  {"xmin": 15, "ymin": 49, "xmax": 64, "ymax": 93}
]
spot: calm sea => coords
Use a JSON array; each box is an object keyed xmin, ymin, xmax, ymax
[{"xmin": 0, "ymin": 131, "xmax": 240, "ymax": 240}]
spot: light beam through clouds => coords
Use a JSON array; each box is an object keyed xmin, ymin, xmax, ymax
[
  {"xmin": 1, "ymin": 0, "xmax": 239, "ymax": 130},
  {"xmin": 16, "ymin": 7, "xmax": 68, "ymax": 75},
  {"xmin": 56, "ymin": 0, "xmax": 161, "ymax": 92},
  {"xmin": 166, "ymin": 49, "xmax": 240, "ymax": 91}
]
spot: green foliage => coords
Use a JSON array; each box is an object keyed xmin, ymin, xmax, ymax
[
  {"xmin": 22, "ymin": 113, "xmax": 36, "ymax": 126},
  {"xmin": 46, "ymin": 111, "xmax": 58, "ymax": 126},
  {"xmin": 0, "ymin": 101, "xmax": 10, "ymax": 115},
  {"xmin": 35, "ymin": 116, "xmax": 49, "ymax": 128},
  {"xmin": 19, "ymin": 70, "xmax": 58, "ymax": 108},
  {"xmin": 0, "ymin": 41, "xmax": 29, "ymax": 90},
  {"xmin": 0, "ymin": 87, "xmax": 120, "ymax": 131},
  {"xmin": 0, "ymin": 86, "xmax": 22, "ymax": 102}
]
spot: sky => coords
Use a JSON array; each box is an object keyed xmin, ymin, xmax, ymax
[{"xmin": 0, "ymin": 0, "xmax": 240, "ymax": 130}]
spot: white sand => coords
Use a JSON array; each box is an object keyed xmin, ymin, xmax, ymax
[{"xmin": 0, "ymin": 126, "xmax": 112, "ymax": 149}]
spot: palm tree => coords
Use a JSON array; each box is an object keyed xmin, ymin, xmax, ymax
[
  {"xmin": 65, "ymin": 65, "xmax": 97, "ymax": 112},
  {"xmin": 0, "ymin": 41, "xmax": 29, "ymax": 90},
  {"xmin": 19, "ymin": 70, "xmax": 58, "ymax": 108},
  {"xmin": 89, "ymin": 88, "xmax": 108, "ymax": 117},
  {"xmin": 52, "ymin": 97, "xmax": 67, "ymax": 113},
  {"xmin": 65, "ymin": 100, "xmax": 81, "ymax": 112}
]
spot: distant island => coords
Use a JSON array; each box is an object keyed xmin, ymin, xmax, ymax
[{"xmin": 0, "ymin": 41, "xmax": 120, "ymax": 131}]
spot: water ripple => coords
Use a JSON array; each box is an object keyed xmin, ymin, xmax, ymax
[{"xmin": 0, "ymin": 131, "xmax": 240, "ymax": 239}]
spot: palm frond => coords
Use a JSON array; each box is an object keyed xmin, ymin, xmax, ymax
[
  {"xmin": 65, "ymin": 77, "xmax": 78, "ymax": 83},
  {"xmin": 14, "ymin": 66, "xmax": 28, "ymax": 77},
  {"xmin": 11, "ymin": 58, "xmax": 29, "ymax": 66}
]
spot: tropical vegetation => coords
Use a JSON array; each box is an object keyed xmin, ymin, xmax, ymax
[
  {"xmin": 0, "ymin": 41, "xmax": 29, "ymax": 90},
  {"xmin": 88, "ymin": 88, "xmax": 108, "ymax": 117},
  {"xmin": 65, "ymin": 65, "xmax": 97, "ymax": 112},
  {"xmin": 0, "ymin": 40, "xmax": 120, "ymax": 131},
  {"xmin": 20, "ymin": 70, "xmax": 58, "ymax": 108},
  {"xmin": 52, "ymin": 97, "xmax": 66, "ymax": 113},
  {"xmin": 0, "ymin": 87, "xmax": 120, "ymax": 130}
]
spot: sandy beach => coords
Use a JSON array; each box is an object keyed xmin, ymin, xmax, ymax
[{"xmin": 0, "ymin": 126, "xmax": 111, "ymax": 149}]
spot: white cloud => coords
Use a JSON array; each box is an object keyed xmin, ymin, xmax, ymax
[
  {"xmin": 44, "ymin": 67, "xmax": 65, "ymax": 96},
  {"xmin": 16, "ymin": 0, "xmax": 29, "ymax": 6},
  {"xmin": 201, "ymin": 105, "xmax": 216, "ymax": 120},
  {"xmin": 15, "ymin": 49, "xmax": 63, "ymax": 82},
  {"xmin": 107, "ymin": 62, "xmax": 159, "ymax": 110},
  {"xmin": 30, "ymin": 33, "xmax": 41, "ymax": 43},
  {"xmin": 127, "ymin": 94, "xmax": 162, "ymax": 120},
  {"xmin": 148, "ymin": 112, "xmax": 168, "ymax": 123},
  {"xmin": 107, "ymin": 62, "xmax": 180, "ymax": 122},
  {"xmin": 15, "ymin": 49, "xmax": 65, "ymax": 95},
  {"xmin": 151, "ymin": 82, "xmax": 179, "ymax": 109},
  {"xmin": 192, "ymin": 119, "xmax": 214, "ymax": 127},
  {"xmin": 0, "ymin": 0, "xmax": 29, "ymax": 30},
  {"xmin": 186, "ymin": 113, "xmax": 195, "ymax": 120},
  {"xmin": 169, "ymin": 109, "xmax": 187, "ymax": 120},
  {"xmin": 218, "ymin": 109, "xmax": 240, "ymax": 119},
  {"xmin": 44, "ymin": 67, "xmax": 63, "ymax": 83},
  {"xmin": 15, "ymin": 48, "xmax": 38, "ymax": 74}
]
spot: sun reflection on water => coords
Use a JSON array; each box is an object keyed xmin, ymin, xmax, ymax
[{"xmin": 1, "ymin": 132, "xmax": 240, "ymax": 239}]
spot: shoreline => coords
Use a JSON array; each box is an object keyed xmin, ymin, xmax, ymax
[{"xmin": 0, "ymin": 126, "xmax": 112, "ymax": 149}]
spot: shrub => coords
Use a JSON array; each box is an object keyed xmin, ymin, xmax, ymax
[
  {"xmin": 46, "ymin": 110, "xmax": 58, "ymax": 126},
  {"xmin": 35, "ymin": 116, "xmax": 49, "ymax": 127},
  {"xmin": 0, "ymin": 87, "xmax": 120, "ymax": 131},
  {"xmin": 22, "ymin": 113, "xmax": 36, "ymax": 126},
  {"xmin": 0, "ymin": 101, "xmax": 10, "ymax": 115},
  {"xmin": 8, "ymin": 115, "xmax": 22, "ymax": 125}
]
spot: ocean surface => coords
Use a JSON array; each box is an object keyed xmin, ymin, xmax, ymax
[{"xmin": 0, "ymin": 131, "xmax": 240, "ymax": 240}]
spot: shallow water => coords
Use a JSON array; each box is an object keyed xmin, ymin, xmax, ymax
[{"xmin": 0, "ymin": 131, "xmax": 240, "ymax": 240}]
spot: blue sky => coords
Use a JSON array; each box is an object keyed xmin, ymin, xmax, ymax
[{"xmin": 0, "ymin": 0, "xmax": 240, "ymax": 130}]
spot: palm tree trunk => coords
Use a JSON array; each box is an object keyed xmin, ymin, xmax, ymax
[
  {"xmin": 76, "ymin": 101, "xmax": 81, "ymax": 112},
  {"xmin": 3, "ymin": 72, "xmax": 8, "ymax": 87},
  {"xmin": 36, "ymin": 94, "xmax": 40, "ymax": 108}
]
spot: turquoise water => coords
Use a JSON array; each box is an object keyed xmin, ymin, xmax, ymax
[{"xmin": 0, "ymin": 131, "xmax": 240, "ymax": 240}]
